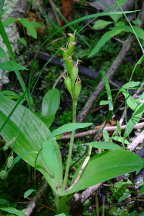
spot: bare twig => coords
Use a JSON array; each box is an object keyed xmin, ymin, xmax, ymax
[
  {"xmin": 61, "ymin": 122, "xmax": 144, "ymax": 140},
  {"xmin": 128, "ymin": 131, "xmax": 144, "ymax": 151},
  {"xmin": 74, "ymin": 184, "xmax": 101, "ymax": 202},
  {"xmin": 23, "ymin": 182, "xmax": 48, "ymax": 216}
]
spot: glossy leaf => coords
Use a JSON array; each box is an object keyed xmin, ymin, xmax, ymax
[
  {"xmin": 0, "ymin": 95, "xmax": 63, "ymax": 194},
  {"xmin": 65, "ymin": 150, "xmax": 143, "ymax": 195},
  {"xmin": 52, "ymin": 123, "xmax": 92, "ymax": 137},
  {"xmin": 41, "ymin": 88, "xmax": 60, "ymax": 126}
]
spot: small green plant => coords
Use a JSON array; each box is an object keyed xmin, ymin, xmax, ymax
[{"xmin": 0, "ymin": 34, "xmax": 143, "ymax": 215}]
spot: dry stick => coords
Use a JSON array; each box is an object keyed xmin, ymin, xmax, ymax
[
  {"xmin": 74, "ymin": 184, "xmax": 101, "ymax": 202},
  {"xmin": 77, "ymin": 34, "xmax": 134, "ymax": 122},
  {"xmin": 128, "ymin": 131, "xmax": 144, "ymax": 151},
  {"xmin": 24, "ymin": 182, "xmax": 48, "ymax": 216},
  {"xmin": 61, "ymin": 122, "xmax": 144, "ymax": 140}
]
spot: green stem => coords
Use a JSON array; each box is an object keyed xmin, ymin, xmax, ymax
[{"xmin": 63, "ymin": 99, "xmax": 77, "ymax": 190}]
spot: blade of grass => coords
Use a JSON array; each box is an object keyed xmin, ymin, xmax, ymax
[{"xmin": 41, "ymin": 10, "xmax": 139, "ymax": 47}]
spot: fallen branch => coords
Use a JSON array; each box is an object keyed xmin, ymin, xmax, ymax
[
  {"xmin": 61, "ymin": 122, "xmax": 144, "ymax": 140},
  {"xmin": 74, "ymin": 184, "xmax": 101, "ymax": 203},
  {"xmin": 128, "ymin": 131, "xmax": 144, "ymax": 151}
]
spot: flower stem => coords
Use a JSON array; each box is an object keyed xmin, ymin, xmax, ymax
[{"xmin": 63, "ymin": 100, "xmax": 77, "ymax": 190}]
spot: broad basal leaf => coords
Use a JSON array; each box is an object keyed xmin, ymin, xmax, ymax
[
  {"xmin": 65, "ymin": 150, "xmax": 143, "ymax": 195},
  {"xmin": 0, "ymin": 95, "xmax": 63, "ymax": 194}
]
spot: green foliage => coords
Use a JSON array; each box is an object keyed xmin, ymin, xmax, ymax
[
  {"xmin": 120, "ymin": 81, "xmax": 144, "ymax": 137},
  {"xmin": 0, "ymin": 207, "xmax": 26, "ymax": 216},
  {"xmin": 66, "ymin": 150, "xmax": 143, "ymax": 195},
  {"xmin": 18, "ymin": 18, "xmax": 44, "ymax": 39},
  {"xmin": 0, "ymin": 61, "xmax": 26, "ymax": 71},
  {"xmin": 0, "ymin": 90, "xmax": 143, "ymax": 212},
  {"xmin": 0, "ymin": 28, "xmax": 144, "ymax": 215},
  {"xmin": 89, "ymin": 24, "xmax": 144, "ymax": 57},
  {"xmin": 23, "ymin": 189, "xmax": 36, "ymax": 199},
  {"xmin": 86, "ymin": 141, "xmax": 121, "ymax": 149},
  {"xmin": 92, "ymin": 19, "xmax": 112, "ymax": 30},
  {"xmin": 0, "ymin": 0, "xmax": 5, "ymax": 10},
  {"xmin": 0, "ymin": 47, "xmax": 7, "ymax": 58},
  {"xmin": 2, "ymin": 17, "xmax": 44, "ymax": 39},
  {"xmin": 0, "ymin": 94, "xmax": 63, "ymax": 194},
  {"xmin": 51, "ymin": 123, "xmax": 92, "ymax": 137},
  {"xmin": 41, "ymin": 88, "xmax": 60, "ymax": 126}
]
